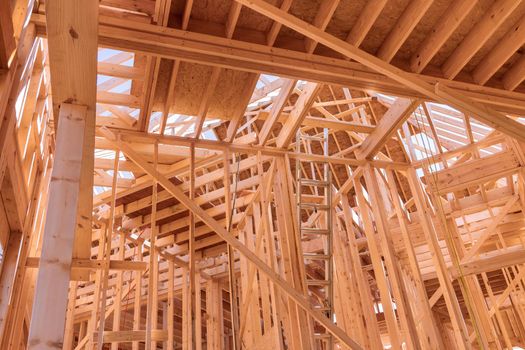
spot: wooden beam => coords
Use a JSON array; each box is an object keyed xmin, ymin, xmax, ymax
[
  {"xmin": 232, "ymin": 0, "xmax": 525, "ymax": 143},
  {"xmin": 472, "ymin": 13, "xmax": 525, "ymax": 85},
  {"xmin": 441, "ymin": 0, "xmax": 521, "ymax": 79},
  {"xmin": 32, "ymin": 14, "xmax": 525, "ymax": 116},
  {"xmin": 258, "ymin": 79, "xmax": 296, "ymax": 145},
  {"xmin": 275, "ymin": 82, "xmax": 321, "ymax": 148},
  {"xmin": 25, "ymin": 258, "xmax": 148, "ymax": 271},
  {"xmin": 0, "ymin": 0, "xmax": 15, "ymax": 68},
  {"xmin": 377, "ymin": 0, "xmax": 432, "ymax": 63},
  {"xmin": 99, "ymin": 127, "xmax": 363, "ymax": 350},
  {"xmin": 357, "ymin": 98, "xmax": 419, "ymax": 159},
  {"xmin": 27, "ymin": 104, "xmax": 87, "ymax": 350},
  {"xmin": 304, "ymin": 0, "xmax": 340, "ymax": 53},
  {"xmin": 410, "ymin": 0, "xmax": 477, "ymax": 73},
  {"xmin": 345, "ymin": 0, "xmax": 387, "ymax": 46},
  {"xmin": 502, "ymin": 53, "xmax": 525, "ymax": 91}
]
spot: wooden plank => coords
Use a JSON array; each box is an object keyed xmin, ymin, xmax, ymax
[
  {"xmin": 410, "ymin": 0, "xmax": 477, "ymax": 73},
  {"xmin": 472, "ymin": 13, "xmax": 525, "ymax": 85},
  {"xmin": 441, "ymin": 0, "xmax": 521, "ymax": 79},
  {"xmin": 0, "ymin": 0, "xmax": 15, "ymax": 68},
  {"xmin": 406, "ymin": 169, "xmax": 471, "ymax": 348},
  {"xmin": 258, "ymin": 79, "xmax": 296, "ymax": 145},
  {"xmin": 25, "ymin": 258, "xmax": 147, "ymax": 271},
  {"xmin": 304, "ymin": 0, "xmax": 340, "ymax": 53},
  {"xmin": 357, "ymin": 98, "xmax": 419, "ymax": 159},
  {"xmin": 455, "ymin": 246, "xmax": 525, "ymax": 277},
  {"xmin": 346, "ymin": 0, "xmax": 387, "ymax": 46},
  {"xmin": 377, "ymin": 0, "xmax": 432, "ymax": 62},
  {"xmin": 99, "ymin": 127, "xmax": 363, "ymax": 350},
  {"xmin": 502, "ymin": 54, "xmax": 525, "ymax": 90},
  {"xmin": 95, "ymin": 330, "xmax": 168, "ymax": 343},
  {"xmin": 422, "ymin": 151, "xmax": 520, "ymax": 194},
  {"xmin": 27, "ymin": 104, "xmax": 87, "ymax": 350},
  {"xmin": 275, "ymin": 82, "xmax": 321, "ymax": 148}
]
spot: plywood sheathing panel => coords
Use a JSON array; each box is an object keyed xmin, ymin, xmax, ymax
[
  {"xmin": 152, "ymin": 61, "xmax": 255, "ymax": 120},
  {"xmin": 190, "ymin": 0, "xmax": 233, "ymax": 25},
  {"xmin": 208, "ymin": 69, "xmax": 256, "ymax": 120},
  {"xmin": 152, "ymin": 58, "xmax": 173, "ymax": 109},
  {"xmin": 236, "ymin": 0, "xmax": 280, "ymax": 32}
]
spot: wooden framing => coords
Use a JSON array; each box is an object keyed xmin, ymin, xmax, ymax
[{"xmin": 3, "ymin": 1, "xmax": 525, "ymax": 349}]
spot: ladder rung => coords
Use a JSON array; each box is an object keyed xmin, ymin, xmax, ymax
[
  {"xmin": 300, "ymin": 135, "xmax": 325, "ymax": 142},
  {"xmin": 314, "ymin": 333, "xmax": 332, "ymax": 339},
  {"xmin": 306, "ymin": 280, "xmax": 330, "ymax": 286},
  {"xmin": 299, "ymin": 203, "xmax": 330, "ymax": 210},
  {"xmin": 313, "ymin": 306, "xmax": 332, "ymax": 312},
  {"xmin": 299, "ymin": 179, "xmax": 329, "ymax": 187},
  {"xmin": 301, "ymin": 227, "xmax": 329, "ymax": 235},
  {"xmin": 303, "ymin": 253, "xmax": 331, "ymax": 260}
]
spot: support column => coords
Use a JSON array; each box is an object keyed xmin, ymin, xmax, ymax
[{"xmin": 27, "ymin": 103, "xmax": 87, "ymax": 349}]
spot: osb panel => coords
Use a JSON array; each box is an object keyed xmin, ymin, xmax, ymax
[
  {"xmin": 188, "ymin": 0, "xmax": 232, "ymax": 25},
  {"xmin": 170, "ymin": 62, "xmax": 211, "ymax": 116},
  {"xmin": 236, "ymin": 0, "xmax": 280, "ymax": 32},
  {"xmin": 152, "ymin": 58, "xmax": 173, "ymax": 109},
  {"xmin": 207, "ymin": 69, "xmax": 256, "ymax": 120},
  {"xmin": 153, "ymin": 62, "xmax": 254, "ymax": 119},
  {"xmin": 325, "ymin": 0, "xmax": 368, "ymax": 40}
]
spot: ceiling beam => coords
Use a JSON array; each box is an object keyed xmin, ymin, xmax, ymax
[
  {"xmin": 357, "ymin": 98, "xmax": 420, "ymax": 159},
  {"xmin": 232, "ymin": 0, "xmax": 525, "ymax": 143},
  {"xmin": 503, "ymin": 54, "xmax": 525, "ymax": 91},
  {"xmin": 31, "ymin": 14, "xmax": 525, "ymax": 116},
  {"xmin": 441, "ymin": 0, "xmax": 521, "ymax": 79},
  {"xmin": 409, "ymin": 0, "xmax": 477, "ymax": 73},
  {"xmin": 275, "ymin": 82, "xmax": 321, "ymax": 148},
  {"xmin": 345, "ymin": 0, "xmax": 387, "ymax": 47},
  {"xmin": 473, "ymin": 13, "xmax": 525, "ymax": 85},
  {"xmin": 377, "ymin": 0, "xmax": 432, "ymax": 63}
]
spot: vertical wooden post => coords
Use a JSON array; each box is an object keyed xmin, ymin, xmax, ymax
[
  {"xmin": 195, "ymin": 269, "xmax": 202, "ymax": 350},
  {"xmin": 146, "ymin": 141, "xmax": 159, "ymax": 350},
  {"xmin": 167, "ymin": 260, "xmax": 174, "ymax": 349},
  {"xmin": 27, "ymin": 104, "xmax": 87, "ymax": 349},
  {"xmin": 362, "ymin": 165, "xmax": 420, "ymax": 349},
  {"xmin": 111, "ymin": 161, "xmax": 124, "ymax": 350},
  {"xmin": 189, "ymin": 143, "xmax": 196, "ymax": 349},
  {"xmin": 223, "ymin": 150, "xmax": 240, "ymax": 350},
  {"xmin": 406, "ymin": 168, "xmax": 471, "ymax": 349},
  {"xmin": 132, "ymin": 243, "xmax": 143, "ymax": 350},
  {"xmin": 63, "ymin": 281, "xmax": 78, "ymax": 350},
  {"xmin": 385, "ymin": 169, "xmax": 443, "ymax": 349}
]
